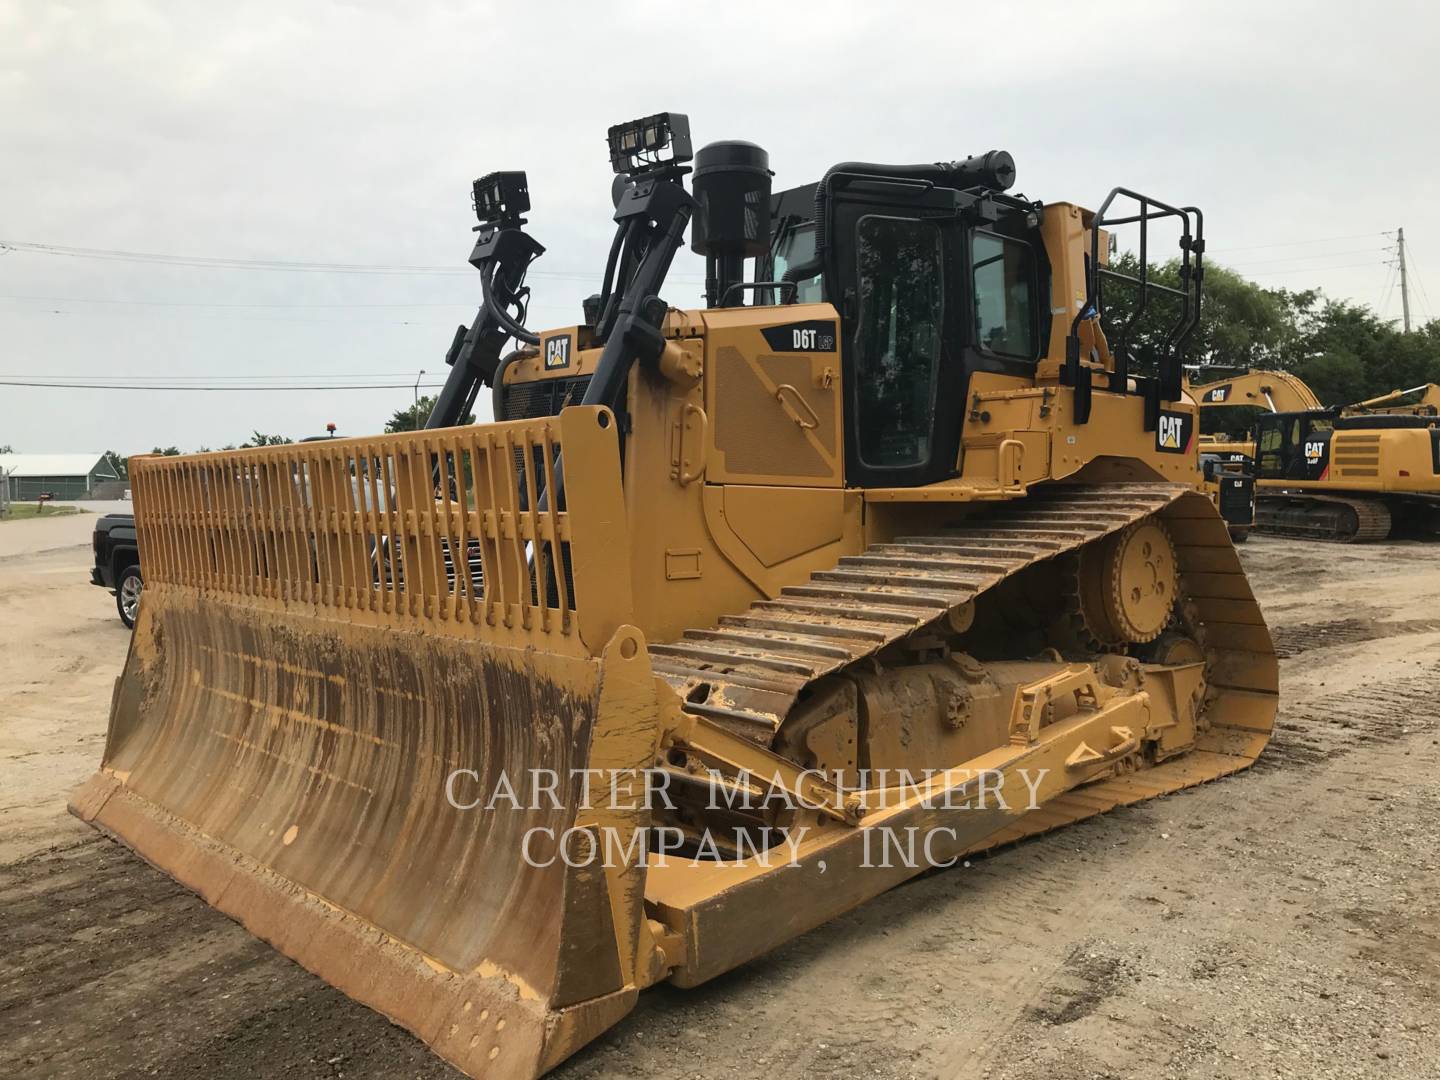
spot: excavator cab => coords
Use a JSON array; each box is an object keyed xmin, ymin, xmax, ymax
[{"xmin": 1255, "ymin": 408, "xmax": 1339, "ymax": 482}]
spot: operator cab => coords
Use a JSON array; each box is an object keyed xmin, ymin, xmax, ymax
[
  {"xmin": 1253, "ymin": 409, "xmax": 1339, "ymax": 482},
  {"xmin": 759, "ymin": 163, "xmax": 1049, "ymax": 488}
]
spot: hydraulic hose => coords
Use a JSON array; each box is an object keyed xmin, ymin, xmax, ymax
[
  {"xmin": 811, "ymin": 152, "xmax": 1016, "ymax": 258},
  {"xmin": 593, "ymin": 221, "xmax": 627, "ymax": 334},
  {"xmin": 480, "ymin": 261, "xmax": 540, "ymax": 346}
]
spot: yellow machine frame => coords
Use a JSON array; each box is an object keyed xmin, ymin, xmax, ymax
[{"xmin": 73, "ymin": 159, "xmax": 1277, "ymax": 1078}]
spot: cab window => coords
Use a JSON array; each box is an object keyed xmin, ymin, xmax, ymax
[
  {"xmin": 971, "ymin": 230, "xmax": 1036, "ymax": 359},
  {"xmin": 854, "ymin": 215, "xmax": 944, "ymax": 468},
  {"xmin": 771, "ymin": 221, "xmax": 822, "ymax": 302},
  {"xmin": 1256, "ymin": 417, "xmax": 1295, "ymax": 478}
]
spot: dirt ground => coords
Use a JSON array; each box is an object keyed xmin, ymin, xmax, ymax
[{"xmin": 3, "ymin": 520, "xmax": 1438, "ymax": 1080}]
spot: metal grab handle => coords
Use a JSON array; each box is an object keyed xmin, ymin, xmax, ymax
[
  {"xmin": 774, "ymin": 384, "xmax": 820, "ymax": 430},
  {"xmin": 998, "ymin": 437, "xmax": 1025, "ymax": 487},
  {"xmin": 678, "ymin": 403, "xmax": 707, "ymax": 485},
  {"xmin": 719, "ymin": 280, "xmax": 799, "ymax": 306}
]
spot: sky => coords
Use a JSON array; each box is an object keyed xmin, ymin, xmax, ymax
[{"xmin": 2, "ymin": 0, "xmax": 1437, "ymax": 456}]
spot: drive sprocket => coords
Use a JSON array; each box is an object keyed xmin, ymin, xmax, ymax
[{"xmin": 1069, "ymin": 519, "xmax": 1179, "ymax": 649}]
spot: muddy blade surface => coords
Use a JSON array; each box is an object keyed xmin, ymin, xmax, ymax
[{"xmin": 70, "ymin": 588, "xmax": 618, "ymax": 1079}]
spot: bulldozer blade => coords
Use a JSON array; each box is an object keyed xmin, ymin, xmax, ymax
[
  {"xmin": 71, "ymin": 598, "xmax": 661, "ymax": 1078},
  {"xmin": 69, "ymin": 411, "xmax": 665, "ymax": 1078}
]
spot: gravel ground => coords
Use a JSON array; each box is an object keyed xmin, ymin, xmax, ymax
[{"xmin": 2, "ymin": 532, "xmax": 1437, "ymax": 1080}]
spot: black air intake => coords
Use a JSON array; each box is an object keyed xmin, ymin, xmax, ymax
[{"xmin": 690, "ymin": 140, "xmax": 773, "ymax": 306}]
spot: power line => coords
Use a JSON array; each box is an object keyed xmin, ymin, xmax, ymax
[
  {"xmin": 0, "ymin": 239, "xmax": 470, "ymax": 275},
  {"xmin": 0, "ymin": 307, "xmax": 451, "ymax": 327},
  {"xmin": 1243, "ymin": 260, "xmax": 1386, "ymax": 278},
  {"xmin": 0, "ymin": 239, "xmax": 704, "ymax": 283},
  {"xmin": 4, "ymin": 371, "xmax": 436, "ymax": 381},
  {"xmin": 0, "ymin": 293, "xmax": 475, "ymax": 309},
  {"xmin": 0, "ymin": 302, "xmax": 586, "ymax": 326},
  {"xmin": 1222, "ymin": 247, "xmax": 1389, "ymax": 269},
  {"xmin": 1401, "ymin": 238, "xmax": 1434, "ymax": 323},
  {"xmin": 1379, "ymin": 258, "xmax": 1399, "ymax": 317},
  {"xmin": 0, "ymin": 379, "xmax": 448, "ymax": 392},
  {"xmin": 1208, "ymin": 231, "xmax": 1388, "ymax": 255}
]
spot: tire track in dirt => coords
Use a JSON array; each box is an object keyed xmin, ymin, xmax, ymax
[{"xmin": 1269, "ymin": 617, "xmax": 1440, "ymax": 658}]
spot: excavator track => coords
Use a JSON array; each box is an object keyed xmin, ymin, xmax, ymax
[
  {"xmin": 1254, "ymin": 493, "xmax": 1393, "ymax": 542},
  {"xmin": 653, "ymin": 482, "xmax": 1277, "ymax": 852}
]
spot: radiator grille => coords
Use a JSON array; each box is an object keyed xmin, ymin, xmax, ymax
[{"xmin": 503, "ymin": 375, "xmax": 593, "ymax": 422}]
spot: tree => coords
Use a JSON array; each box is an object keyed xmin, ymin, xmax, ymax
[
  {"xmin": 1290, "ymin": 350, "xmax": 1369, "ymax": 406},
  {"xmin": 386, "ymin": 394, "xmax": 472, "ymax": 433},
  {"xmin": 152, "ymin": 446, "xmax": 181, "ymax": 456},
  {"xmin": 0, "ymin": 444, "xmax": 12, "ymax": 454},
  {"xmin": 102, "ymin": 450, "xmax": 128, "ymax": 479},
  {"xmin": 1283, "ymin": 300, "xmax": 1440, "ymax": 405},
  {"xmin": 1103, "ymin": 252, "xmax": 1440, "ymax": 407},
  {"xmin": 1103, "ymin": 253, "xmax": 1314, "ymax": 372},
  {"xmin": 244, "ymin": 432, "xmax": 293, "ymax": 446}
]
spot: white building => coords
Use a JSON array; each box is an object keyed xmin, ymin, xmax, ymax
[{"xmin": 0, "ymin": 453, "xmax": 121, "ymax": 501}]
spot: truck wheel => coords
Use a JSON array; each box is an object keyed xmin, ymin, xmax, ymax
[{"xmin": 117, "ymin": 564, "xmax": 143, "ymax": 629}]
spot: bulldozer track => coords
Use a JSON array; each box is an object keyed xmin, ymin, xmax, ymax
[
  {"xmin": 653, "ymin": 481, "xmax": 1277, "ymax": 858},
  {"xmin": 1254, "ymin": 493, "xmax": 1392, "ymax": 542},
  {"xmin": 653, "ymin": 483, "xmax": 1189, "ymax": 739}
]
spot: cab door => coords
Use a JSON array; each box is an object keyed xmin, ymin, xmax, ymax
[{"xmin": 827, "ymin": 187, "xmax": 964, "ymax": 489}]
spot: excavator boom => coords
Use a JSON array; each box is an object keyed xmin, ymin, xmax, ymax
[{"xmin": 1354, "ymin": 382, "xmax": 1440, "ymax": 415}]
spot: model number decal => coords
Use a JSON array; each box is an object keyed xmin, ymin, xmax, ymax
[{"xmin": 761, "ymin": 320, "xmax": 837, "ymax": 353}]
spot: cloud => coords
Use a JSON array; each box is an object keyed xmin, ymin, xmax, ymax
[{"xmin": 0, "ymin": 0, "xmax": 1434, "ymax": 451}]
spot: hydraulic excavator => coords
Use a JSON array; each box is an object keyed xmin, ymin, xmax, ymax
[
  {"xmin": 1176, "ymin": 369, "xmax": 1287, "ymax": 540},
  {"xmin": 71, "ymin": 114, "xmax": 1277, "ymax": 1079},
  {"xmin": 1189, "ymin": 367, "xmax": 1323, "ymax": 458},
  {"xmin": 1249, "ymin": 404, "xmax": 1440, "ymax": 539},
  {"xmin": 1191, "ymin": 371, "xmax": 1440, "ymax": 540}
]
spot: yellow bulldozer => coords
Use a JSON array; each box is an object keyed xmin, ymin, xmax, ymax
[{"xmin": 71, "ymin": 114, "xmax": 1277, "ymax": 1079}]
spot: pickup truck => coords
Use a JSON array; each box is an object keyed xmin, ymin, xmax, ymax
[{"xmin": 92, "ymin": 513, "xmax": 142, "ymax": 627}]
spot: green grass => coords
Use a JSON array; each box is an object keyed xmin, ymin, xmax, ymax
[{"xmin": 2, "ymin": 502, "xmax": 86, "ymax": 520}]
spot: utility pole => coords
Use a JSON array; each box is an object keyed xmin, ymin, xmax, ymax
[{"xmin": 1398, "ymin": 227, "xmax": 1411, "ymax": 333}]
